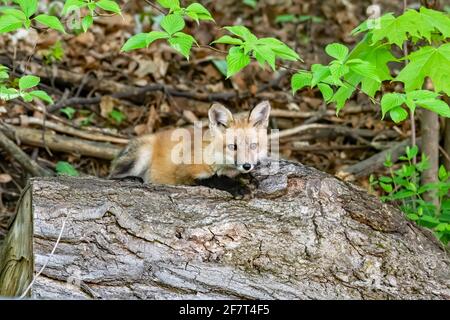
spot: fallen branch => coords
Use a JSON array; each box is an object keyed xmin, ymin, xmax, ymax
[
  {"xmin": 337, "ymin": 138, "xmax": 422, "ymax": 180},
  {"xmin": 5, "ymin": 117, "xmax": 129, "ymax": 145},
  {"xmin": 0, "ymin": 125, "xmax": 121, "ymax": 160},
  {"xmin": 290, "ymin": 143, "xmax": 371, "ymax": 152},
  {"xmin": 270, "ymin": 123, "xmax": 396, "ymax": 143},
  {"xmin": 0, "ymin": 125, "xmax": 52, "ymax": 177}
]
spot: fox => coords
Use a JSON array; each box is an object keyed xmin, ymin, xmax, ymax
[{"xmin": 109, "ymin": 100, "xmax": 271, "ymax": 189}]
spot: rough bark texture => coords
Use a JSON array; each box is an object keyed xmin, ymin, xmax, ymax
[{"xmin": 1, "ymin": 160, "xmax": 449, "ymax": 299}]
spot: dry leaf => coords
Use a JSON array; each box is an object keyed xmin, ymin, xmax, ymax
[
  {"xmin": 0, "ymin": 173, "xmax": 12, "ymax": 184},
  {"xmin": 100, "ymin": 96, "xmax": 115, "ymax": 119}
]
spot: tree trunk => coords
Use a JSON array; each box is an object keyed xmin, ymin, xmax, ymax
[
  {"xmin": 0, "ymin": 160, "xmax": 449, "ymax": 299},
  {"xmin": 444, "ymin": 114, "xmax": 450, "ymax": 171},
  {"xmin": 421, "ymin": 110, "xmax": 440, "ymax": 208}
]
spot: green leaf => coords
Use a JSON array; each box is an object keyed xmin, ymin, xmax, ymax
[
  {"xmin": 212, "ymin": 35, "xmax": 243, "ymax": 45},
  {"xmin": 371, "ymin": 13, "xmax": 415, "ymax": 48},
  {"xmin": 381, "ymin": 93, "xmax": 405, "ymax": 119},
  {"xmin": 0, "ymin": 14, "xmax": 23, "ymax": 33},
  {"xmin": 438, "ymin": 165, "xmax": 448, "ymax": 181},
  {"xmin": 168, "ymin": 32, "xmax": 196, "ymax": 59},
  {"xmin": 62, "ymin": 0, "xmax": 85, "ymax": 15},
  {"xmin": 253, "ymin": 44, "xmax": 275, "ymax": 70},
  {"xmin": 121, "ymin": 31, "xmax": 168, "ymax": 52},
  {"xmin": 96, "ymin": 0, "xmax": 121, "ymax": 14},
  {"xmin": 407, "ymin": 213, "xmax": 419, "ymax": 221},
  {"xmin": 352, "ymin": 13, "xmax": 393, "ymax": 35},
  {"xmin": 19, "ymin": 75, "xmax": 40, "ymax": 90},
  {"xmin": 56, "ymin": 161, "xmax": 79, "ymax": 176},
  {"xmin": 310, "ymin": 64, "xmax": 330, "ymax": 87},
  {"xmin": 339, "ymin": 36, "xmax": 395, "ymax": 98},
  {"xmin": 395, "ymin": 44, "xmax": 450, "ymax": 96},
  {"xmin": 60, "ymin": 106, "xmax": 76, "ymax": 119},
  {"xmin": 275, "ymin": 14, "xmax": 297, "ymax": 23},
  {"xmin": 109, "ymin": 109, "xmax": 126, "ymax": 124},
  {"xmin": 346, "ymin": 59, "xmax": 380, "ymax": 83},
  {"xmin": 224, "ymin": 25, "xmax": 255, "ymax": 41},
  {"xmin": 243, "ymin": 0, "xmax": 257, "ymax": 8},
  {"xmin": 418, "ymin": 182, "xmax": 439, "ymax": 194},
  {"xmin": 257, "ymin": 37, "xmax": 300, "ymax": 61},
  {"xmin": 157, "ymin": 0, "xmax": 180, "ymax": 10},
  {"xmin": 226, "ymin": 47, "xmax": 250, "ymax": 78},
  {"xmin": 406, "ymin": 90, "xmax": 439, "ymax": 101},
  {"xmin": 325, "ymin": 43, "xmax": 348, "ymax": 62},
  {"xmin": 30, "ymin": 90, "xmax": 53, "ymax": 104},
  {"xmin": 378, "ymin": 176, "xmax": 392, "ymax": 183},
  {"xmin": 418, "ymin": 215, "xmax": 440, "ymax": 227},
  {"xmin": 318, "ymin": 83, "xmax": 333, "ymax": 102},
  {"xmin": 15, "ymin": 0, "xmax": 38, "ymax": 18},
  {"xmin": 22, "ymin": 92, "xmax": 33, "ymax": 102},
  {"xmin": 389, "ymin": 107, "xmax": 408, "ymax": 123},
  {"xmin": 380, "ymin": 182, "xmax": 393, "ymax": 193},
  {"xmin": 415, "ymin": 98, "xmax": 450, "ymax": 118},
  {"xmin": 186, "ymin": 3, "xmax": 213, "ymax": 22},
  {"xmin": 436, "ymin": 223, "xmax": 448, "ymax": 232},
  {"xmin": 121, "ymin": 33, "xmax": 150, "ymax": 51},
  {"xmin": 384, "ymin": 153, "xmax": 393, "ymax": 167},
  {"xmin": 34, "ymin": 14, "xmax": 66, "ymax": 33},
  {"xmin": 0, "ymin": 71, "xmax": 8, "ymax": 80},
  {"xmin": 399, "ymin": 9, "xmax": 435, "ymax": 42},
  {"xmin": 108, "ymin": 110, "xmax": 124, "ymax": 123},
  {"xmin": 420, "ymin": 7, "xmax": 450, "ymax": 38},
  {"xmin": 82, "ymin": 14, "xmax": 93, "ymax": 32},
  {"xmin": 87, "ymin": 2, "xmax": 96, "ymax": 12},
  {"xmin": 291, "ymin": 72, "xmax": 312, "ymax": 94},
  {"xmin": 331, "ymin": 78, "xmax": 357, "ymax": 114},
  {"xmin": 0, "ymin": 87, "xmax": 20, "ymax": 100},
  {"xmin": 160, "ymin": 14, "xmax": 185, "ymax": 35},
  {"xmin": 405, "ymin": 145, "xmax": 418, "ymax": 160},
  {"xmin": 390, "ymin": 189, "xmax": 415, "ymax": 200},
  {"xmin": 0, "ymin": 8, "xmax": 26, "ymax": 21}
]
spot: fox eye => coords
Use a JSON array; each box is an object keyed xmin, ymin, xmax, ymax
[
  {"xmin": 228, "ymin": 144, "xmax": 237, "ymax": 151},
  {"xmin": 250, "ymin": 143, "xmax": 258, "ymax": 150}
]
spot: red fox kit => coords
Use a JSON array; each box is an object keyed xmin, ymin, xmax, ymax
[{"xmin": 109, "ymin": 101, "xmax": 271, "ymax": 186}]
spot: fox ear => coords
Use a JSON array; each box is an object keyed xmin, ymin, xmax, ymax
[
  {"xmin": 249, "ymin": 100, "xmax": 271, "ymax": 128},
  {"xmin": 209, "ymin": 103, "xmax": 234, "ymax": 129}
]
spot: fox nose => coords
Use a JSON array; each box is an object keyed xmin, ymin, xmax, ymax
[{"xmin": 243, "ymin": 163, "xmax": 252, "ymax": 171}]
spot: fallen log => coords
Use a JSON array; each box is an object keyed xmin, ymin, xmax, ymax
[
  {"xmin": 337, "ymin": 138, "xmax": 423, "ymax": 180},
  {"xmin": 0, "ymin": 125, "xmax": 121, "ymax": 160},
  {"xmin": 0, "ymin": 160, "xmax": 449, "ymax": 299}
]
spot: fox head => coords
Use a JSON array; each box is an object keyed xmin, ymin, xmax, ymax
[{"xmin": 208, "ymin": 101, "xmax": 271, "ymax": 175}]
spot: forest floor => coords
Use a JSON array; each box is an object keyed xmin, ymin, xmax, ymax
[{"xmin": 0, "ymin": 0, "xmax": 409, "ymax": 239}]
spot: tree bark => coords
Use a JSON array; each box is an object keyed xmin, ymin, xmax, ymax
[
  {"xmin": 0, "ymin": 160, "xmax": 449, "ymax": 299},
  {"xmin": 421, "ymin": 110, "xmax": 440, "ymax": 208},
  {"xmin": 444, "ymin": 114, "xmax": 450, "ymax": 171}
]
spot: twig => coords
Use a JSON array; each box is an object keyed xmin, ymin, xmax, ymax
[
  {"xmin": 438, "ymin": 145, "xmax": 450, "ymax": 163},
  {"xmin": 143, "ymin": 0, "xmax": 167, "ymax": 14},
  {"xmin": 0, "ymin": 123, "xmax": 53, "ymax": 177}
]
